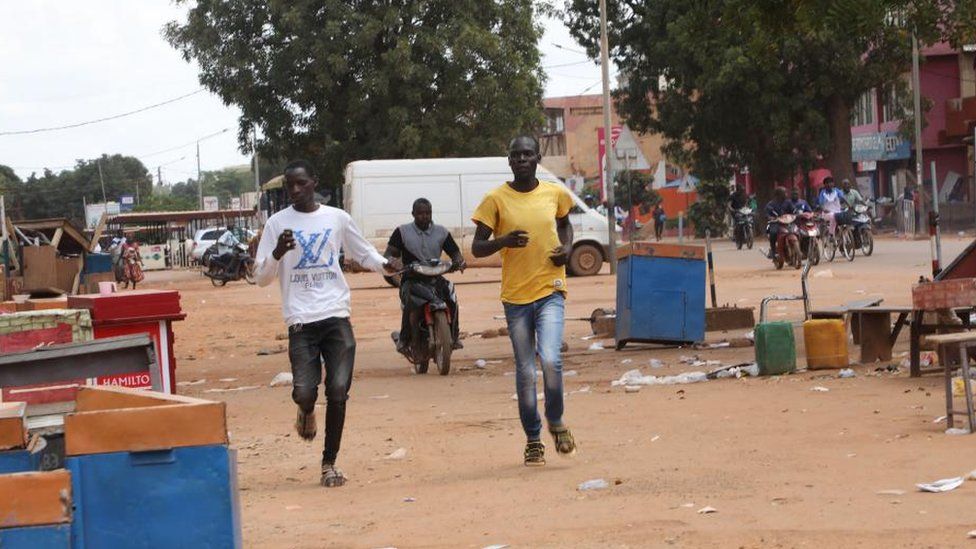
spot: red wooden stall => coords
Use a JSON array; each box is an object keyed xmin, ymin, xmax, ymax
[{"xmin": 67, "ymin": 291, "xmax": 185, "ymax": 393}]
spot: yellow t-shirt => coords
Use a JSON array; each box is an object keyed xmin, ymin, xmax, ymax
[{"xmin": 471, "ymin": 180, "xmax": 574, "ymax": 305}]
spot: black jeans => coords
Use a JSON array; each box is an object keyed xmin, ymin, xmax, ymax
[
  {"xmin": 398, "ymin": 277, "xmax": 459, "ymax": 348},
  {"xmin": 288, "ymin": 317, "xmax": 356, "ymax": 465}
]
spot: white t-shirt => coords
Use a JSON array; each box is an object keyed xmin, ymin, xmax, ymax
[
  {"xmin": 217, "ymin": 230, "xmax": 240, "ymax": 255},
  {"xmin": 255, "ymin": 205, "xmax": 387, "ymax": 326}
]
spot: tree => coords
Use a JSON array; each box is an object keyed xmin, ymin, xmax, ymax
[
  {"xmin": 165, "ymin": 0, "xmax": 549, "ymax": 193},
  {"xmin": 14, "ymin": 155, "xmax": 152, "ymax": 222},
  {"xmin": 564, "ymin": 0, "xmax": 975, "ymax": 204}
]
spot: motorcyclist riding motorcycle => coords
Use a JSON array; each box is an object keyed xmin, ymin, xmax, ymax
[
  {"xmin": 385, "ymin": 198, "xmax": 466, "ymax": 355},
  {"xmin": 790, "ymin": 188, "xmax": 812, "ymax": 213},
  {"xmin": 214, "ymin": 223, "xmax": 244, "ymax": 275},
  {"xmin": 764, "ymin": 187, "xmax": 795, "ymax": 258}
]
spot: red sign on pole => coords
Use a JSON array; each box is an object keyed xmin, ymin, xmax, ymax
[{"xmin": 597, "ymin": 126, "xmax": 623, "ymax": 202}]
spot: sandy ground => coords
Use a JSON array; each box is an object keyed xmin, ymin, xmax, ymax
[{"xmin": 142, "ymin": 235, "xmax": 976, "ymax": 548}]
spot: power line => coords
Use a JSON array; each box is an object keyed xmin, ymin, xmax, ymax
[
  {"xmin": 551, "ymin": 42, "xmax": 588, "ymax": 55},
  {"xmin": 544, "ymin": 60, "xmax": 593, "ymax": 69},
  {"xmin": 0, "ymin": 89, "xmax": 207, "ymax": 136},
  {"xmin": 137, "ymin": 128, "xmax": 231, "ymax": 160}
]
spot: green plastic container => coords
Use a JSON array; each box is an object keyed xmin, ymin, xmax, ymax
[{"xmin": 754, "ymin": 321, "xmax": 796, "ymax": 375}]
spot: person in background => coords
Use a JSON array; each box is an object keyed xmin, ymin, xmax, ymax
[
  {"xmin": 217, "ymin": 222, "xmax": 243, "ymax": 275},
  {"xmin": 652, "ymin": 202, "xmax": 667, "ymax": 241},
  {"xmin": 817, "ymin": 176, "xmax": 848, "ymax": 237},
  {"xmin": 120, "ymin": 234, "xmax": 144, "ymax": 288},
  {"xmin": 764, "ymin": 187, "xmax": 795, "ymax": 258},
  {"xmin": 790, "ymin": 188, "xmax": 812, "ymax": 213},
  {"xmin": 729, "ymin": 185, "xmax": 749, "ymax": 211},
  {"xmin": 841, "ymin": 178, "xmax": 866, "ymax": 208}
]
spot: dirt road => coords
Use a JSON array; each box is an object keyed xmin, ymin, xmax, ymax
[{"xmin": 149, "ymin": 235, "xmax": 976, "ymax": 548}]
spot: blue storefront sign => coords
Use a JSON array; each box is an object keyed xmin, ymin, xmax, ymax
[
  {"xmin": 851, "ymin": 131, "xmax": 911, "ymax": 162},
  {"xmin": 119, "ymin": 194, "xmax": 135, "ymax": 212}
]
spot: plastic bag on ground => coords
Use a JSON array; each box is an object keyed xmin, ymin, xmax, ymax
[
  {"xmin": 611, "ymin": 369, "xmax": 707, "ymax": 387},
  {"xmin": 916, "ymin": 476, "xmax": 964, "ymax": 492},
  {"xmin": 578, "ymin": 478, "xmax": 609, "ymax": 491},
  {"xmin": 270, "ymin": 372, "xmax": 294, "ymax": 387}
]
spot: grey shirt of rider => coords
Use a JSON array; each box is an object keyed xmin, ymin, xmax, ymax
[{"xmin": 398, "ymin": 222, "xmax": 449, "ymax": 262}]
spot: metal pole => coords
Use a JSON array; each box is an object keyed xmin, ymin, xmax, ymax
[
  {"xmin": 930, "ymin": 160, "xmax": 942, "ymax": 269},
  {"xmin": 911, "ymin": 32, "xmax": 924, "ymax": 237},
  {"xmin": 252, "ymin": 126, "xmax": 261, "ymax": 195},
  {"xmin": 678, "ymin": 211, "xmax": 684, "ymax": 243},
  {"xmin": 598, "ymin": 0, "xmax": 618, "ymax": 274},
  {"xmin": 705, "ymin": 229, "xmax": 717, "ymax": 308},
  {"xmin": 196, "ymin": 141, "xmax": 203, "ymax": 210},
  {"xmin": 96, "ymin": 159, "xmax": 108, "ymax": 205}
]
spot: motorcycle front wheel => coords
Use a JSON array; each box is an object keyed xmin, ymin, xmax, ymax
[
  {"xmin": 860, "ymin": 229, "xmax": 874, "ymax": 256},
  {"xmin": 745, "ymin": 225, "xmax": 754, "ymax": 249},
  {"xmin": 789, "ymin": 238, "xmax": 802, "ymax": 269},
  {"xmin": 432, "ymin": 311, "xmax": 452, "ymax": 376},
  {"xmin": 808, "ymin": 238, "xmax": 821, "ymax": 266},
  {"xmin": 243, "ymin": 262, "xmax": 256, "ymax": 285}
]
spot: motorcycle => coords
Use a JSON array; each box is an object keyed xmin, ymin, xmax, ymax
[
  {"xmin": 393, "ymin": 259, "xmax": 458, "ymax": 376},
  {"xmin": 795, "ymin": 211, "xmax": 822, "ymax": 265},
  {"xmin": 732, "ymin": 207, "xmax": 755, "ymax": 250},
  {"xmin": 851, "ymin": 203, "xmax": 874, "ymax": 256},
  {"xmin": 203, "ymin": 244, "xmax": 256, "ymax": 286},
  {"xmin": 767, "ymin": 213, "xmax": 802, "ymax": 270}
]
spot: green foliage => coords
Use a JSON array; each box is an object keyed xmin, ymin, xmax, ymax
[
  {"xmin": 5, "ymin": 155, "xmax": 152, "ymax": 223},
  {"xmin": 165, "ymin": 0, "xmax": 548, "ymax": 192},
  {"xmin": 132, "ymin": 193, "xmax": 197, "ymax": 213},
  {"xmin": 614, "ymin": 171, "xmax": 660, "ymax": 210},
  {"xmin": 687, "ymin": 180, "xmax": 730, "ymax": 238},
  {"xmin": 564, "ymin": 1, "xmax": 975, "ymax": 191}
]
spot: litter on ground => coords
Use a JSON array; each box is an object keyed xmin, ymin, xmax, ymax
[
  {"xmin": 612, "ymin": 369, "xmax": 707, "ymax": 387},
  {"xmin": 578, "ymin": 479, "xmax": 609, "ymax": 491},
  {"xmin": 269, "ymin": 372, "xmax": 293, "ymax": 387},
  {"xmin": 916, "ymin": 477, "xmax": 964, "ymax": 493}
]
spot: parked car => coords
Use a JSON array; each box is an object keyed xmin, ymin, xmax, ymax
[{"xmin": 190, "ymin": 227, "xmax": 255, "ymax": 264}]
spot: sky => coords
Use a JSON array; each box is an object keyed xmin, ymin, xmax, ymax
[{"xmin": 0, "ymin": 2, "xmax": 610, "ymax": 182}]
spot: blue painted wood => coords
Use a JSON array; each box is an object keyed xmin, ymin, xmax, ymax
[
  {"xmin": 0, "ymin": 449, "xmax": 40, "ymax": 474},
  {"xmin": 616, "ymin": 253, "xmax": 706, "ymax": 346},
  {"xmin": 67, "ymin": 445, "xmax": 241, "ymax": 549},
  {"xmin": 0, "ymin": 524, "xmax": 70, "ymax": 548}
]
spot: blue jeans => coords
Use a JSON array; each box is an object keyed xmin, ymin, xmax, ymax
[{"xmin": 503, "ymin": 292, "xmax": 566, "ymax": 440}]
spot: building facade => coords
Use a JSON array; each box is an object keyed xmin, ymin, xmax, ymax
[{"xmin": 851, "ymin": 43, "xmax": 976, "ymax": 203}]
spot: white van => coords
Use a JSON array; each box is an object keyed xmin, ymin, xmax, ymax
[{"xmin": 343, "ymin": 157, "xmax": 616, "ymax": 276}]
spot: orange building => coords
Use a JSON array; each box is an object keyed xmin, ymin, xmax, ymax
[{"xmin": 539, "ymin": 94, "xmax": 696, "ymax": 220}]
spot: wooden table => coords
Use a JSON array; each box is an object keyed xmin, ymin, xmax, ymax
[
  {"xmin": 925, "ymin": 332, "xmax": 976, "ymax": 433},
  {"xmin": 847, "ymin": 306, "xmax": 913, "ymax": 364}
]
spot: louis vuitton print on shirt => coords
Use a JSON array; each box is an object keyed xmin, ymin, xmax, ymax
[{"xmin": 255, "ymin": 205, "xmax": 388, "ymax": 326}]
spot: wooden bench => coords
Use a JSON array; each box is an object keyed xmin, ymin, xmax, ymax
[{"xmin": 926, "ymin": 332, "xmax": 976, "ymax": 433}]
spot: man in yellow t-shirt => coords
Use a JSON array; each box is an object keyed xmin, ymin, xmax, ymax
[{"xmin": 471, "ymin": 135, "xmax": 577, "ymax": 467}]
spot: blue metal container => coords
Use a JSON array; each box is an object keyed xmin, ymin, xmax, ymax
[
  {"xmin": 0, "ymin": 524, "xmax": 70, "ymax": 548},
  {"xmin": 66, "ymin": 445, "xmax": 241, "ymax": 548},
  {"xmin": 615, "ymin": 242, "xmax": 706, "ymax": 348}
]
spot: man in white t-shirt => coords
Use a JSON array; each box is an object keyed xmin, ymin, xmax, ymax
[{"xmin": 255, "ymin": 159, "xmax": 399, "ymax": 487}]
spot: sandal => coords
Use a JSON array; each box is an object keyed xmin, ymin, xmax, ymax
[
  {"xmin": 320, "ymin": 464, "xmax": 347, "ymax": 487},
  {"xmin": 524, "ymin": 441, "xmax": 546, "ymax": 466},
  {"xmin": 295, "ymin": 409, "xmax": 316, "ymax": 441},
  {"xmin": 550, "ymin": 426, "xmax": 576, "ymax": 456}
]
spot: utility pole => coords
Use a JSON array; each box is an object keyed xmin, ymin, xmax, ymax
[
  {"xmin": 157, "ymin": 166, "xmax": 162, "ymax": 187},
  {"xmin": 96, "ymin": 159, "xmax": 108, "ymax": 205},
  {"xmin": 196, "ymin": 141, "xmax": 203, "ymax": 210},
  {"xmin": 911, "ymin": 32, "xmax": 924, "ymax": 236},
  {"xmin": 599, "ymin": 0, "xmax": 618, "ymax": 273}
]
